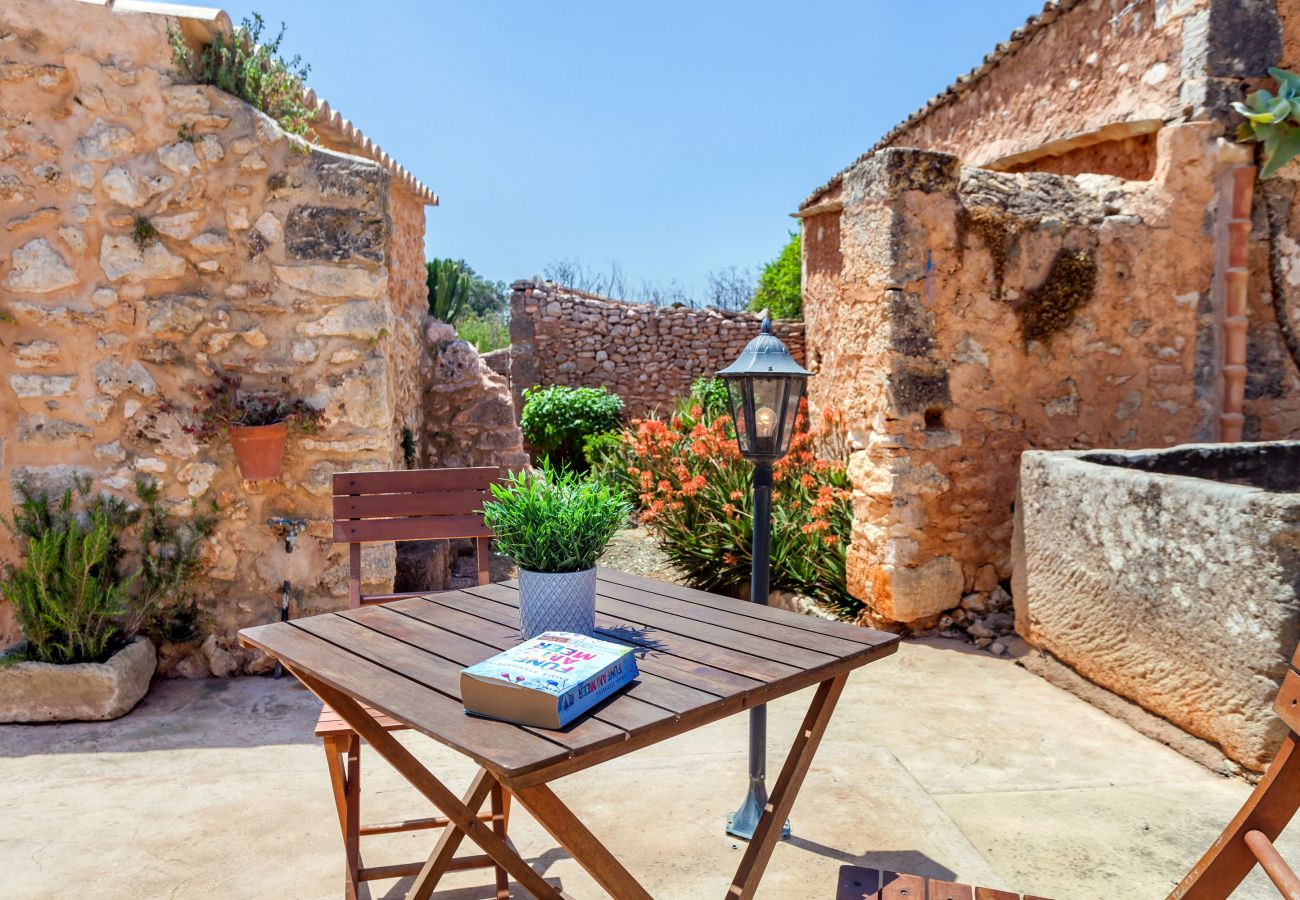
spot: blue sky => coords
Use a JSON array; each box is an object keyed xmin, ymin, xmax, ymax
[{"xmin": 219, "ymin": 1, "xmax": 1039, "ymax": 298}]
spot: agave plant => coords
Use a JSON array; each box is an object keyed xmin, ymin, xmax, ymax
[
  {"xmin": 426, "ymin": 258, "xmax": 469, "ymax": 323},
  {"xmin": 1233, "ymin": 68, "xmax": 1300, "ymax": 179}
]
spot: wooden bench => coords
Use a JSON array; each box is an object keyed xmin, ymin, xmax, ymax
[
  {"xmin": 321, "ymin": 466, "xmax": 509, "ymax": 900},
  {"xmin": 839, "ymin": 639, "xmax": 1300, "ymax": 900}
]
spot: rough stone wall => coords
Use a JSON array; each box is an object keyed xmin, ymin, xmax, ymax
[
  {"xmin": 804, "ymin": 130, "xmax": 1249, "ymax": 626},
  {"xmin": 383, "ymin": 191, "xmax": 432, "ymax": 462},
  {"xmin": 880, "ymin": 0, "xmax": 1202, "ymax": 170},
  {"xmin": 0, "ymin": 0, "xmax": 439, "ymax": 674},
  {"xmin": 421, "ymin": 320, "xmax": 529, "ymax": 471},
  {"xmin": 508, "ymin": 280, "xmax": 806, "ymax": 417}
]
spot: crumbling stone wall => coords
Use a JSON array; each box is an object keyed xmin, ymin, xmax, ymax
[
  {"xmin": 804, "ymin": 129, "xmax": 1255, "ymax": 627},
  {"xmin": 508, "ymin": 280, "xmax": 806, "ymax": 417},
  {"xmin": 0, "ymin": 0, "xmax": 457, "ymax": 675}
]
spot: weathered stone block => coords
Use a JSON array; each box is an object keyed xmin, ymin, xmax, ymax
[
  {"xmin": 1013, "ymin": 443, "xmax": 1300, "ymax": 771},
  {"xmin": 285, "ymin": 206, "xmax": 387, "ymax": 263},
  {"xmin": 16, "ymin": 414, "xmax": 92, "ymax": 445},
  {"xmin": 100, "ymin": 235, "xmax": 186, "ymax": 282},
  {"xmin": 8, "ymin": 373, "xmax": 76, "ymax": 398},
  {"xmin": 93, "ymin": 359, "xmax": 157, "ymax": 397},
  {"xmin": 0, "ymin": 637, "xmax": 155, "ymax": 722},
  {"xmin": 843, "ymin": 148, "xmax": 961, "ymax": 203},
  {"xmin": 3, "ymin": 237, "xmax": 78, "ymax": 293},
  {"xmin": 273, "ymin": 264, "xmax": 385, "ymax": 298}
]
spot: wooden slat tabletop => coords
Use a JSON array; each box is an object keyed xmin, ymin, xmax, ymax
[{"xmin": 238, "ymin": 568, "xmax": 901, "ymax": 786}]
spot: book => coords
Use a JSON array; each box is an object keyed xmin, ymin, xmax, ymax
[{"xmin": 460, "ymin": 631, "xmax": 639, "ymax": 729}]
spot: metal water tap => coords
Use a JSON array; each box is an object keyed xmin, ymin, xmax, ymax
[{"xmin": 266, "ymin": 517, "xmax": 308, "ymax": 678}]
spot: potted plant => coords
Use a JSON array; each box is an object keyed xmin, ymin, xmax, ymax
[
  {"xmin": 483, "ymin": 467, "xmax": 630, "ymax": 639},
  {"xmin": 0, "ymin": 477, "xmax": 212, "ymax": 721},
  {"xmin": 186, "ymin": 374, "xmax": 324, "ymax": 480}
]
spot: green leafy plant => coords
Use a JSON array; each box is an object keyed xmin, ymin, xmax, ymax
[
  {"xmin": 2, "ymin": 479, "xmax": 138, "ymax": 665},
  {"xmin": 687, "ymin": 375, "xmax": 731, "ymax": 421},
  {"xmin": 582, "ymin": 430, "xmax": 635, "ymax": 500},
  {"xmin": 521, "ymin": 384, "xmax": 624, "ymax": 470},
  {"xmin": 169, "ymin": 13, "xmax": 315, "ymax": 144},
  {"xmin": 483, "ymin": 467, "xmax": 631, "ymax": 573},
  {"xmin": 2, "ymin": 477, "xmax": 218, "ymax": 665},
  {"xmin": 619, "ymin": 395, "xmax": 858, "ymax": 617},
  {"xmin": 132, "ymin": 477, "xmax": 218, "ymax": 644},
  {"xmin": 456, "ymin": 309, "xmax": 510, "ymax": 352},
  {"xmin": 182, "ymin": 373, "xmax": 325, "ymax": 443},
  {"xmin": 1233, "ymin": 68, "xmax": 1300, "ymax": 179},
  {"xmin": 750, "ymin": 230, "xmax": 802, "ymax": 320},
  {"xmin": 427, "ymin": 258, "xmax": 469, "ymax": 323}
]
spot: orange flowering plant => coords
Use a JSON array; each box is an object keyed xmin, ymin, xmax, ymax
[{"xmin": 613, "ymin": 381, "xmax": 858, "ymax": 617}]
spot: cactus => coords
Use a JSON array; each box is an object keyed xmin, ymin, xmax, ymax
[{"xmin": 426, "ymin": 258, "xmax": 469, "ymax": 323}]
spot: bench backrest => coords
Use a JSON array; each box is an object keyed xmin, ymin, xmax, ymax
[{"xmin": 331, "ymin": 466, "xmax": 500, "ymax": 607}]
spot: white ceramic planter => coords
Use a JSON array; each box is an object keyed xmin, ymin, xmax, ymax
[
  {"xmin": 0, "ymin": 635, "xmax": 157, "ymax": 722},
  {"xmin": 518, "ymin": 567, "xmax": 597, "ymax": 639}
]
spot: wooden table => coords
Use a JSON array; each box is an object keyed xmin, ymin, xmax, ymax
[{"xmin": 238, "ymin": 567, "xmax": 900, "ymax": 899}]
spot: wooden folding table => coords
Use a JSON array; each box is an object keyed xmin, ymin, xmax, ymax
[{"xmin": 238, "ymin": 567, "xmax": 900, "ymax": 899}]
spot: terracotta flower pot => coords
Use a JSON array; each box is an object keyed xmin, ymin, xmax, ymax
[{"xmin": 228, "ymin": 421, "xmax": 288, "ymax": 480}]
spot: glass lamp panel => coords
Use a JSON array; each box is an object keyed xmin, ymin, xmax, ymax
[
  {"xmin": 725, "ymin": 379, "xmax": 753, "ymax": 456},
  {"xmin": 750, "ymin": 377, "xmax": 786, "ymax": 457},
  {"xmin": 778, "ymin": 379, "xmax": 805, "ymax": 456}
]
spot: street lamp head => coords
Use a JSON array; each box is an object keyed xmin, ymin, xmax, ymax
[{"xmin": 717, "ymin": 316, "xmax": 811, "ymax": 464}]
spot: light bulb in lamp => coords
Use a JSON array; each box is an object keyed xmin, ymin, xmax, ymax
[{"xmin": 755, "ymin": 406, "xmax": 776, "ymax": 438}]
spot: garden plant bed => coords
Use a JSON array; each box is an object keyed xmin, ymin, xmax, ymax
[{"xmin": 0, "ymin": 636, "xmax": 156, "ymax": 723}]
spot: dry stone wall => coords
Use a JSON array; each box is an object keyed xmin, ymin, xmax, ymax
[
  {"xmin": 0, "ymin": 0, "xmax": 505, "ymax": 676},
  {"xmin": 508, "ymin": 280, "xmax": 806, "ymax": 417},
  {"xmin": 803, "ymin": 129, "xmax": 1258, "ymax": 628}
]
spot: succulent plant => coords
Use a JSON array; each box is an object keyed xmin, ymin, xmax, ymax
[{"xmin": 1233, "ymin": 68, "xmax": 1300, "ymax": 179}]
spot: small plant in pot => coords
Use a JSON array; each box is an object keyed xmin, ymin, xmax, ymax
[
  {"xmin": 484, "ymin": 466, "xmax": 631, "ymax": 639},
  {"xmin": 186, "ymin": 374, "xmax": 324, "ymax": 480}
]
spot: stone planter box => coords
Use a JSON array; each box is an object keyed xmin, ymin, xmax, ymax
[
  {"xmin": 0, "ymin": 636, "xmax": 157, "ymax": 722},
  {"xmin": 1012, "ymin": 442, "xmax": 1300, "ymax": 771}
]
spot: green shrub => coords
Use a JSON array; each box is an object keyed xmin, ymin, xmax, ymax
[
  {"xmin": 2, "ymin": 480, "xmax": 138, "ymax": 665},
  {"xmin": 520, "ymin": 385, "xmax": 624, "ymax": 470},
  {"xmin": 1234, "ymin": 68, "xmax": 1300, "ymax": 178},
  {"xmin": 687, "ymin": 376, "xmax": 731, "ymax": 421},
  {"xmin": 169, "ymin": 14, "xmax": 315, "ymax": 144},
  {"xmin": 456, "ymin": 309, "xmax": 510, "ymax": 352},
  {"xmin": 483, "ymin": 467, "xmax": 630, "ymax": 573},
  {"xmin": 2, "ymin": 477, "xmax": 217, "ymax": 664},
  {"xmin": 751, "ymin": 230, "xmax": 802, "ymax": 320},
  {"xmin": 582, "ymin": 430, "xmax": 635, "ymax": 499},
  {"xmin": 623, "ymin": 398, "xmax": 858, "ymax": 617}
]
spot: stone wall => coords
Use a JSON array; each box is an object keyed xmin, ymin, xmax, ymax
[
  {"xmin": 801, "ymin": 130, "xmax": 1268, "ymax": 627},
  {"xmin": 508, "ymin": 280, "xmax": 806, "ymax": 417},
  {"xmin": 0, "ymin": 0, "xmax": 464, "ymax": 676}
]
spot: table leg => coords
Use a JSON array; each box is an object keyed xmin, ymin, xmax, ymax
[
  {"xmin": 725, "ymin": 674, "xmax": 849, "ymax": 900},
  {"xmin": 491, "ymin": 782, "xmax": 511, "ymax": 899},
  {"xmin": 285, "ymin": 664, "xmax": 561, "ymax": 900},
  {"xmin": 511, "ymin": 783, "xmax": 653, "ymax": 900},
  {"xmin": 409, "ymin": 767, "xmax": 495, "ymax": 900}
]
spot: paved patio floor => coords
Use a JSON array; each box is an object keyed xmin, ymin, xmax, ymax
[{"xmin": 3, "ymin": 638, "xmax": 1293, "ymax": 899}]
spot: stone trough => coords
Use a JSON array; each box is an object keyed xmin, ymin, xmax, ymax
[{"xmin": 1012, "ymin": 442, "xmax": 1300, "ymax": 771}]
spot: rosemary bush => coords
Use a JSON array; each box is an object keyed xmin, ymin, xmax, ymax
[
  {"xmin": 169, "ymin": 13, "xmax": 315, "ymax": 143},
  {"xmin": 1, "ymin": 477, "xmax": 216, "ymax": 664},
  {"xmin": 484, "ymin": 467, "xmax": 630, "ymax": 574}
]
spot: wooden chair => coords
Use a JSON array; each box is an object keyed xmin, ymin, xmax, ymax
[
  {"xmin": 319, "ymin": 466, "xmax": 511, "ymax": 900},
  {"xmin": 836, "ymin": 642, "xmax": 1300, "ymax": 900}
]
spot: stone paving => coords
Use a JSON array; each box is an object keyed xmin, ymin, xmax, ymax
[{"xmin": 3, "ymin": 638, "xmax": 1293, "ymax": 899}]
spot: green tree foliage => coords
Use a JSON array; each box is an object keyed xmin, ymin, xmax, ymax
[
  {"xmin": 520, "ymin": 385, "xmax": 624, "ymax": 471},
  {"xmin": 169, "ymin": 14, "xmax": 315, "ymax": 143},
  {"xmin": 751, "ymin": 230, "xmax": 803, "ymax": 320}
]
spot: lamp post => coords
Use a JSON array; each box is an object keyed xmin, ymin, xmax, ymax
[{"xmin": 717, "ymin": 315, "xmax": 811, "ymax": 841}]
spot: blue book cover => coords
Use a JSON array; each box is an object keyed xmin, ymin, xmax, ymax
[{"xmin": 460, "ymin": 631, "xmax": 639, "ymax": 729}]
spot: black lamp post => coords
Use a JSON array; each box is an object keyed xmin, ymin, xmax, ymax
[{"xmin": 717, "ymin": 316, "xmax": 811, "ymax": 840}]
